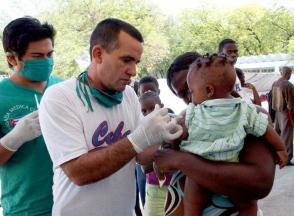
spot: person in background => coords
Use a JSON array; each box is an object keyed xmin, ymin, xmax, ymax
[
  {"xmin": 139, "ymin": 91, "xmax": 173, "ymax": 216},
  {"xmin": 218, "ymin": 39, "xmax": 238, "ymax": 65},
  {"xmin": 218, "ymin": 38, "xmax": 243, "ymax": 96},
  {"xmin": 134, "ymin": 75, "xmax": 161, "ymax": 208},
  {"xmin": 235, "ymin": 67, "xmax": 261, "ymax": 105},
  {"xmin": 39, "ymin": 18, "xmax": 182, "ymax": 215},
  {"xmin": 138, "ymin": 75, "xmax": 160, "ymax": 96},
  {"xmin": 271, "ymin": 66, "xmax": 294, "ymax": 165},
  {"xmin": 130, "ymin": 79, "xmax": 144, "ymax": 216},
  {"xmin": 132, "ymin": 80, "xmax": 139, "ymax": 95},
  {"xmin": 0, "ymin": 17, "xmax": 62, "ymax": 215}
]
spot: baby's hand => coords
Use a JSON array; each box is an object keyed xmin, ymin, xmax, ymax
[
  {"xmin": 153, "ymin": 162, "xmax": 166, "ymax": 187},
  {"xmin": 277, "ymin": 150, "xmax": 288, "ymax": 168}
]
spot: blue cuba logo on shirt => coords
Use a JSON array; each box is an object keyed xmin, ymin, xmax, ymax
[{"xmin": 92, "ymin": 121, "xmax": 131, "ymax": 147}]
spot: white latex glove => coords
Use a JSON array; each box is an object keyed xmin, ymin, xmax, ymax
[
  {"xmin": 0, "ymin": 111, "xmax": 41, "ymax": 151},
  {"xmin": 128, "ymin": 104, "xmax": 183, "ymax": 153}
]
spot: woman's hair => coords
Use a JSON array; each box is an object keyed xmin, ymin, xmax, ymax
[
  {"xmin": 166, "ymin": 52, "xmax": 201, "ymax": 95},
  {"xmin": 235, "ymin": 68, "xmax": 244, "ymax": 80}
]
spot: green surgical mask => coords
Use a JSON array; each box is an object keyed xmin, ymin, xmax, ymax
[
  {"xmin": 76, "ymin": 72, "xmax": 123, "ymax": 111},
  {"xmin": 18, "ymin": 58, "xmax": 54, "ymax": 81}
]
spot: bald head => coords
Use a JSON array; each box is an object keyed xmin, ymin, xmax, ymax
[{"xmin": 281, "ymin": 66, "xmax": 292, "ymax": 80}]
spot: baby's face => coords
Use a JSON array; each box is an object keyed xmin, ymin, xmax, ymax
[{"xmin": 187, "ymin": 69, "xmax": 207, "ymax": 105}]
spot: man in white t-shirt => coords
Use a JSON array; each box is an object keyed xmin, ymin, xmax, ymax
[{"xmin": 39, "ymin": 18, "xmax": 182, "ymax": 216}]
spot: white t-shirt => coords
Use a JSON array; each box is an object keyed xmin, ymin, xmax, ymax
[
  {"xmin": 234, "ymin": 76, "xmax": 253, "ymax": 104},
  {"xmin": 238, "ymin": 87, "xmax": 253, "ymax": 104},
  {"xmin": 234, "ymin": 76, "xmax": 242, "ymax": 93},
  {"xmin": 39, "ymin": 78, "xmax": 141, "ymax": 216}
]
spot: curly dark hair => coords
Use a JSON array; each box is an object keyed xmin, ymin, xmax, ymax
[
  {"xmin": 190, "ymin": 53, "xmax": 231, "ymax": 70},
  {"xmin": 166, "ymin": 52, "xmax": 201, "ymax": 95},
  {"xmin": 189, "ymin": 53, "xmax": 236, "ymax": 93}
]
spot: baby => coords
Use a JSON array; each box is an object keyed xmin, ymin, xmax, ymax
[{"xmin": 180, "ymin": 53, "xmax": 287, "ymax": 216}]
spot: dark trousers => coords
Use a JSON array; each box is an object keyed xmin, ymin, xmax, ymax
[{"xmin": 275, "ymin": 111, "xmax": 294, "ymax": 162}]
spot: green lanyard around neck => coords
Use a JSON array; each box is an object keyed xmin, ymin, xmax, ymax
[{"xmin": 76, "ymin": 72, "xmax": 123, "ymax": 111}]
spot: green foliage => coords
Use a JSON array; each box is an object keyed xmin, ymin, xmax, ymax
[
  {"xmin": 160, "ymin": 5, "xmax": 294, "ymax": 77},
  {"xmin": 1, "ymin": 1, "xmax": 294, "ymax": 79},
  {"xmin": 226, "ymin": 6, "xmax": 294, "ymax": 55},
  {"xmin": 39, "ymin": 0, "xmax": 167, "ymax": 79},
  {"xmin": 0, "ymin": 34, "xmax": 10, "ymax": 74}
]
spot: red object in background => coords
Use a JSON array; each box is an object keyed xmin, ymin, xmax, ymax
[
  {"xmin": 259, "ymin": 94, "xmax": 268, "ymax": 102},
  {"xmin": 289, "ymin": 112, "xmax": 294, "ymax": 126}
]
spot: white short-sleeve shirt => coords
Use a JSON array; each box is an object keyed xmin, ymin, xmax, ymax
[{"xmin": 39, "ymin": 78, "xmax": 141, "ymax": 216}]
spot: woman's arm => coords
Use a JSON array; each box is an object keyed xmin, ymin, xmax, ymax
[
  {"xmin": 154, "ymin": 135, "xmax": 275, "ymax": 200},
  {"xmin": 136, "ymin": 144, "xmax": 160, "ymax": 165}
]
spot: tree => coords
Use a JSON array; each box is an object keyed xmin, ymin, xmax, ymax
[
  {"xmin": 162, "ymin": 5, "xmax": 294, "ymax": 60},
  {"xmin": 2, "ymin": 1, "xmax": 294, "ymax": 79},
  {"xmin": 40, "ymin": 0, "xmax": 168, "ymax": 79}
]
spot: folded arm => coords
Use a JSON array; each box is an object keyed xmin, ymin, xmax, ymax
[{"xmin": 154, "ymin": 135, "xmax": 275, "ymax": 200}]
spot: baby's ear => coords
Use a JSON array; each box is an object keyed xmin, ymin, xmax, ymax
[{"xmin": 206, "ymin": 84, "xmax": 215, "ymax": 98}]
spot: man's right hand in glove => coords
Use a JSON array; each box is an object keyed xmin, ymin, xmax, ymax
[{"xmin": 128, "ymin": 104, "xmax": 183, "ymax": 153}]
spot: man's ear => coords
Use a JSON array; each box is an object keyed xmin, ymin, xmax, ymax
[
  {"xmin": 6, "ymin": 52, "xmax": 18, "ymax": 67},
  {"xmin": 92, "ymin": 45, "xmax": 103, "ymax": 64},
  {"xmin": 160, "ymin": 103, "xmax": 164, "ymax": 108},
  {"xmin": 206, "ymin": 84, "xmax": 215, "ymax": 98}
]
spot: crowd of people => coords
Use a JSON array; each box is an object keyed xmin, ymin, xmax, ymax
[{"xmin": 0, "ymin": 16, "xmax": 293, "ymax": 216}]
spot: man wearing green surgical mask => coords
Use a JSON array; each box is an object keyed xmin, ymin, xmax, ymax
[{"xmin": 0, "ymin": 17, "xmax": 62, "ymax": 215}]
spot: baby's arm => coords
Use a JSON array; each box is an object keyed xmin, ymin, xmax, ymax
[
  {"xmin": 263, "ymin": 125, "xmax": 287, "ymax": 168},
  {"xmin": 176, "ymin": 115, "xmax": 189, "ymax": 140},
  {"xmin": 249, "ymin": 105, "xmax": 287, "ymax": 168}
]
